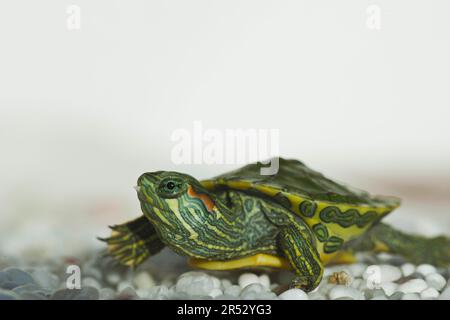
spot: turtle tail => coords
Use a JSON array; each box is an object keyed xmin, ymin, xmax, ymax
[
  {"xmin": 98, "ymin": 215, "xmax": 165, "ymax": 268},
  {"xmin": 353, "ymin": 223, "xmax": 450, "ymax": 267}
]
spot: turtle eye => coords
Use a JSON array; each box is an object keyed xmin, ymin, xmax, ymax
[{"xmin": 157, "ymin": 178, "xmax": 186, "ymax": 198}]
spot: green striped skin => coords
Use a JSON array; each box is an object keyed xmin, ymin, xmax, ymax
[
  {"xmin": 99, "ymin": 216, "xmax": 164, "ymax": 268},
  {"xmin": 137, "ymin": 171, "xmax": 324, "ymax": 290},
  {"xmin": 137, "ymin": 172, "xmax": 280, "ymax": 259}
]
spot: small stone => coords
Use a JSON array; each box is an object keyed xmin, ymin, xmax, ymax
[
  {"xmin": 240, "ymin": 283, "xmax": 266, "ymax": 299},
  {"xmin": 328, "ymin": 271, "xmax": 352, "ymax": 285},
  {"xmin": 259, "ymin": 274, "xmax": 271, "ymax": 289},
  {"xmin": 389, "ymin": 292, "xmax": 404, "ymax": 300},
  {"xmin": 0, "ymin": 289, "xmax": 19, "ymax": 300},
  {"xmin": 416, "ymin": 264, "xmax": 436, "ymax": 277},
  {"xmin": 308, "ymin": 291, "xmax": 325, "ymax": 300},
  {"xmin": 278, "ymin": 288, "xmax": 309, "ymax": 300},
  {"xmin": 209, "ymin": 288, "xmax": 223, "ymax": 298},
  {"xmin": 82, "ymin": 277, "xmax": 102, "ymax": 290},
  {"xmin": 420, "ymin": 287, "xmax": 439, "ymax": 299},
  {"xmin": 221, "ymin": 279, "xmax": 232, "ymax": 290},
  {"xmin": 99, "ymin": 288, "xmax": 116, "ymax": 300},
  {"xmin": 19, "ymin": 292, "xmax": 48, "ymax": 300},
  {"xmin": 224, "ymin": 285, "xmax": 241, "ymax": 297},
  {"xmin": 0, "ymin": 268, "xmax": 36, "ymax": 290},
  {"xmin": 438, "ymin": 287, "xmax": 450, "ymax": 300},
  {"xmin": 117, "ymin": 281, "xmax": 134, "ymax": 292},
  {"xmin": 425, "ymin": 273, "xmax": 446, "ymax": 291},
  {"xmin": 363, "ymin": 265, "xmax": 401, "ymax": 283},
  {"xmin": 380, "ymin": 282, "xmax": 398, "ymax": 297},
  {"xmin": 106, "ymin": 273, "xmax": 121, "ymax": 285},
  {"xmin": 82, "ymin": 267, "xmax": 102, "ymax": 280},
  {"xmin": 147, "ymin": 285, "xmax": 170, "ymax": 300},
  {"xmin": 118, "ymin": 287, "xmax": 138, "ymax": 300},
  {"xmin": 364, "ymin": 289, "xmax": 385, "ymax": 299},
  {"xmin": 238, "ymin": 273, "xmax": 260, "ymax": 288},
  {"xmin": 30, "ymin": 269, "xmax": 59, "ymax": 290},
  {"xmin": 51, "ymin": 287, "xmax": 99, "ymax": 300},
  {"xmin": 398, "ymin": 279, "xmax": 428, "ymax": 294},
  {"xmin": 371, "ymin": 295, "xmax": 388, "ymax": 300},
  {"xmin": 329, "ymin": 285, "xmax": 364, "ymax": 300},
  {"xmin": 214, "ymin": 294, "xmax": 237, "ymax": 300},
  {"xmin": 347, "ymin": 264, "xmax": 367, "ymax": 278},
  {"xmin": 350, "ymin": 279, "xmax": 363, "ymax": 289},
  {"xmin": 169, "ymin": 291, "xmax": 191, "ymax": 300},
  {"xmin": 317, "ymin": 282, "xmax": 335, "ymax": 295},
  {"xmin": 133, "ymin": 272, "xmax": 155, "ymax": 290},
  {"xmin": 255, "ymin": 291, "xmax": 277, "ymax": 300},
  {"xmin": 175, "ymin": 272, "xmax": 221, "ymax": 296},
  {"xmin": 400, "ymin": 263, "xmax": 416, "ymax": 277},
  {"xmin": 402, "ymin": 293, "xmax": 420, "ymax": 300}
]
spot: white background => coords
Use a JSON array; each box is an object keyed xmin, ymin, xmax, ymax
[{"xmin": 0, "ymin": 1, "xmax": 449, "ymax": 257}]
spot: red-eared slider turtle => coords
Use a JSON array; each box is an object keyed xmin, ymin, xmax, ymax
[{"xmin": 100, "ymin": 158, "xmax": 450, "ymax": 291}]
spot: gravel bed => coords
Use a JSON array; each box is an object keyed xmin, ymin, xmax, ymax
[{"xmin": 1, "ymin": 250, "xmax": 449, "ymax": 300}]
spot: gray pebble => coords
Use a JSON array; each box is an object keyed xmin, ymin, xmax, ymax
[
  {"xmin": 388, "ymin": 292, "xmax": 404, "ymax": 300},
  {"xmin": 19, "ymin": 291, "xmax": 49, "ymax": 300},
  {"xmin": 118, "ymin": 287, "xmax": 138, "ymax": 300},
  {"xmin": 0, "ymin": 268, "xmax": 36, "ymax": 290},
  {"xmin": 438, "ymin": 287, "xmax": 450, "ymax": 300},
  {"xmin": 99, "ymin": 288, "xmax": 116, "ymax": 300},
  {"xmin": 0, "ymin": 289, "xmax": 20, "ymax": 300},
  {"xmin": 30, "ymin": 269, "xmax": 59, "ymax": 290},
  {"xmin": 402, "ymin": 293, "xmax": 420, "ymax": 300},
  {"xmin": 51, "ymin": 287, "xmax": 99, "ymax": 300}
]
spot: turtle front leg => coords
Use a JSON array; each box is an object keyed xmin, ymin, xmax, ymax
[{"xmin": 278, "ymin": 224, "xmax": 324, "ymax": 292}]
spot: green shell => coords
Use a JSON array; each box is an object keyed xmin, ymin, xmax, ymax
[
  {"xmin": 208, "ymin": 158, "xmax": 399, "ymax": 207},
  {"xmin": 202, "ymin": 158, "xmax": 401, "ymax": 256}
]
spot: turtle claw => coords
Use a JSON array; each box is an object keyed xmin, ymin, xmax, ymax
[{"xmin": 290, "ymin": 277, "xmax": 315, "ymax": 292}]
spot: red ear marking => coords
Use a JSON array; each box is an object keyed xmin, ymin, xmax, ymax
[{"xmin": 187, "ymin": 186, "xmax": 215, "ymax": 211}]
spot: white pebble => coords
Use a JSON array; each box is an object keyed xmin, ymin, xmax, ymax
[
  {"xmin": 438, "ymin": 287, "xmax": 450, "ymax": 300},
  {"xmin": 259, "ymin": 274, "xmax": 271, "ymax": 289},
  {"xmin": 329, "ymin": 285, "xmax": 364, "ymax": 300},
  {"xmin": 425, "ymin": 273, "xmax": 446, "ymax": 291},
  {"xmin": 133, "ymin": 272, "xmax": 155, "ymax": 290},
  {"xmin": 348, "ymin": 264, "xmax": 367, "ymax": 278},
  {"xmin": 350, "ymin": 279, "xmax": 363, "ymax": 289},
  {"xmin": 363, "ymin": 265, "xmax": 401, "ymax": 283},
  {"xmin": 371, "ymin": 295, "xmax": 388, "ymax": 300},
  {"xmin": 209, "ymin": 288, "xmax": 223, "ymax": 298},
  {"xmin": 175, "ymin": 272, "xmax": 221, "ymax": 296},
  {"xmin": 420, "ymin": 287, "xmax": 439, "ymax": 299},
  {"xmin": 224, "ymin": 285, "xmax": 241, "ymax": 297},
  {"xmin": 238, "ymin": 273, "xmax": 260, "ymax": 288},
  {"xmin": 398, "ymin": 279, "xmax": 428, "ymax": 294},
  {"xmin": 106, "ymin": 273, "xmax": 121, "ymax": 285},
  {"xmin": 400, "ymin": 263, "xmax": 416, "ymax": 277},
  {"xmin": 147, "ymin": 285, "xmax": 170, "ymax": 300},
  {"xmin": 416, "ymin": 264, "xmax": 436, "ymax": 276},
  {"xmin": 117, "ymin": 281, "xmax": 134, "ymax": 292},
  {"xmin": 402, "ymin": 293, "xmax": 420, "ymax": 300},
  {"xmin": 221, "ymin": 279, "xmax": 232, "ymax": 290},
  {"xmin": 308, "ymin": 291, "xmax": 325, "ymax": 300},
  {"xmin": 380, "ymin": 282, "xmax": 398, "ymax": 297},
  {"xmin": 278, "ymin": 288, "xmax": 309, "ymax": 300},
  {"xmin": 240, "ymin": 283, "xmax": 267, "ymax": 299}
]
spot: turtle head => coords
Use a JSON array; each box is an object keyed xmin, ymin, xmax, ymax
[{"xmin": 136, "ymin": 171, "xmax": 217, "ymax": 234}]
